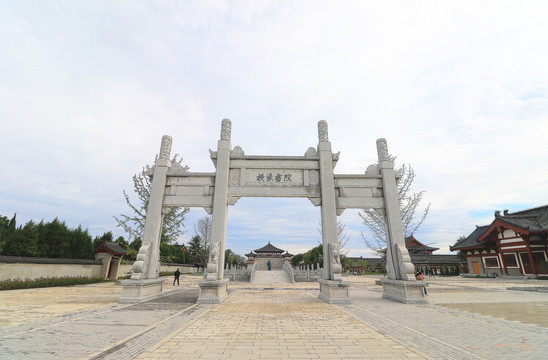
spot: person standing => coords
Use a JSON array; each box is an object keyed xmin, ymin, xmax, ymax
[{"xmin": 173, "ymin": 268, "xmax": 181, "ymax": 286}]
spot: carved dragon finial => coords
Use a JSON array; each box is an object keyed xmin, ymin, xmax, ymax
[
  {"xmin": 159, "ymin": 135, "xmax": 172, "ymax": 160},
  {"xmin": 376, "ymin": 138, "xmax": 389, "ymax": 162},
  {"xmin": 221, "ymin": 118, "xmax": 232, "ymax": 140},
  {"xmin": 318, "ymin": 120, "xmax": 328, "ymax": 142}
]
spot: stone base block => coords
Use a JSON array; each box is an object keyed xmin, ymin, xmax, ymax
[
  {"xmin": 197, "ymin": 278, "xmax": 229, "ymax": 304},
  {"xmin": 380, "ymin": 278, "xmax": 428, "ymax": 304},
  {"xmin": 119, "ymin": 278, "xmax": 165, "ymax": 303},
  {"xmin": 318, "ymin": 279, "xmax": 351, "ymax": 304}
]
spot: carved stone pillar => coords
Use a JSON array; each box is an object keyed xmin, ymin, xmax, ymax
[
  {"xmin": 377, "ymin": 138, "xmax": 426, "ymax": 303},
  {"xmin": 119, "ymin": 136, "xmax": 171, "ymax": 303},
  {"xmin": 198, "ymin": 119, "xmax": 231, "ymax": 303},
  {"xmin": 317, "ymin": 121, "xmax": 350, "ymax": 303}
]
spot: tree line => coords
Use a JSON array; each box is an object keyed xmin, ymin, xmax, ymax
[{"xmin": 0, "ymin": 213, "xmax": 244, "ymax": 268}]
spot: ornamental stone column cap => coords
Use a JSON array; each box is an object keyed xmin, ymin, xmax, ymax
[
  {"xmin": 159, "ymin": 135, "xmax": 172, "ymax": 160},
  {"xmin": 376, "ymin": 138, "xmax": 389, "ymax": 162},
  {"xmin": 221, "ymin": 118, "xmax": 232, "ymax": 140},
  {"xmin": 318, "ymin": 120, "xmax": 328, "ymax": 142}
]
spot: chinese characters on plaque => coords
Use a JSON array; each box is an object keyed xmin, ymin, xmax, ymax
[
  {"xmin": 256, "ymin": 172, "xmax": 293, "ymax": 183},
  {"xmin": 246, "ymin": 169, "xmax": 302, "ymax": 186}
]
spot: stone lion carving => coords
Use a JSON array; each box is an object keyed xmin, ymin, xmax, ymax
[
  {"xmin": 329, "ymin": 242, "xmax": 342, "ymax": 280},
  {"xmin": 206, "ymin": 241, "xmax": 220, "ymax": 280},
  {"xmin": 304, "ymin": 147, "xmax": 318, "ymax": 158}
]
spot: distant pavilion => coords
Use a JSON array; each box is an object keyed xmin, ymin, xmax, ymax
[{"xmin": 245, "ymin": 242, "xmax": 293, "ymax": 270}]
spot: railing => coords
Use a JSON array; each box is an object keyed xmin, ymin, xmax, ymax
[
  {"xmin": 283, "ymin": 261, "xmax": 295, "ymax": 283},
  {"xmin": 249, "ymin": 261, "xmax": 259, "ymax": 283},
  {"xmin": 293, "ymin": 264, "xmax": 322, "ymax": 281},
  {"xmin": 224, "ymin": 264, "xmax": 250, "ymax": 281}
]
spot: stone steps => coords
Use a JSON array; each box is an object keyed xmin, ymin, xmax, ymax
[{"xmin": 252, "ymin": 270, "xmax": 292, "ymax": 285}]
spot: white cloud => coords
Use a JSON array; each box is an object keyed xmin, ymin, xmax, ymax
[{"xmin": 1, "ymin": 1, "xmax": 547, "ymax": 258}]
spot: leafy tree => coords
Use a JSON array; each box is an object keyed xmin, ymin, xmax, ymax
[
  {"xmin": 113, "ymin": 158, "xmax": 190, "ymax": 244},
  {"xmin": 160, "ymin": 243, "xmax": 187, "ymax": 263},
  {"xmin": 317, "ymin": 220, "xmax": 350, "ymax": 255},
  {"xmin": 291, "ymin": 253, "xmax": 305, "ymax": 267},
  {"xmin": 40, "ymin": 218, "xmax": 69, "ymax": 258},
  {"xmin": 114, "ymin": 236, "xmax": 129, "ymax": 249},
  {"xmin": 224, "ymin": 249, "xmax": 245, "ymax": 267},
  {"xmin": 68, "ymin": 225, "xmax": 93, "ymax": 260},
  {"xmin": 93, "ymin": 231, "xmax": 113, "ymax": 250},
  {"xmin": 0, "ymin": 213, "xmax": 16, "ymax": 253},
  {"xmin": 453, "ymin": 236, "xmax": 467, "ymax": 261},
  {"xmin": 2, "ymin": 220, "xmax": 39, "ymax": 257},
  {"xmin": 360, "ymin": 163, "xmax": 430, "ymax": 254},
  {"xmin": 124, "ymin": 237, "xmax": 142, "ymax": 261},
  {"xmin": 357, "ymin": 259, "xmax": 370, "ymax": 273},
  {"xmin": 303, "ymin": 245, "xmax": 323, "ymax": 267},
  {"xmin": 188, "ymin": 234, "xmax": 207, "ymax": 266},
  {"xmin": 3, "ymin": 217, "xmax": 95, "ymax": 260},
  {"xmin": 340, "ymin": 255, "xmax": 353, "ymax": 273}
]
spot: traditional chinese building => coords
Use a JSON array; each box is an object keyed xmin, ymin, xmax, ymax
[
  {"xmin": 374, "ymin": 236, "xmax": 465, "ymax": 274},
  {"xmin": 405, "ymin": 236, "xmax": 439, "ymax": 255},
  {"xmin": 245, "ymin": 242, "xmax": 293, "ymax": 270},
  {"xmin": 451, "ymin": 205, "xmax": 548, "ymax": 277},
  {"xmin": 94, "ymin": 242, "xmax": 127, "ymax": 280}
]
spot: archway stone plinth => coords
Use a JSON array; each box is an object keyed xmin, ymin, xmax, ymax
[
  {"xmin": 318, "ymin": 279, "xmax": 351, "ymax": 304},
  {"xmin": 197, "ymin": 278, "xmax": 229, "ymax": 304},
  {"xmin": 380, "ymin": 278, "xmax": 427, "ymax": 304},
  {"xmin": 119, "ymin": 278, "xmax": 165, "ymax": 303}
]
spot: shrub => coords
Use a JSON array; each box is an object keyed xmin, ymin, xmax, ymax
[{"xmin": 0, "ymin": 276, "xmax": 104, "ymax": 291}]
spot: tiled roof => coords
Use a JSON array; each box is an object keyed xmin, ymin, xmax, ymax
[
  {"xmin": 450, "ymin": 225, "xmax": 490, "ymax": 251},
  {"xmin": 494, "ymin": 205, "xmax": 548, "ymax": 232},
  {"xmin": 410, "ymin": 254, "xmax": 466, "ymax": 265},
  {"xmin": 254, "ymin": 242, "xmax": 285, "ymax": 253},
  {"xmin": 94, "ymin": 242, "xmax": 127, "ymax": 255}
]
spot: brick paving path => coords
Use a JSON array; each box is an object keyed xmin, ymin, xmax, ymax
[
  {"xmin": 342, "ymin": 286, "xmax": 548, "ymax": 360},
  {"xmin": 134, "ymin": 289, "xmax": 430, "ymax": 360},
  {"xmin": 0, "ymin": 275, "xmax": 547, "ymax": 359}
]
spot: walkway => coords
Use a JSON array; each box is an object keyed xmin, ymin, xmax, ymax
[{"xmin": 0, "ymin": 275, "xmax": 546, "ymax": 359}]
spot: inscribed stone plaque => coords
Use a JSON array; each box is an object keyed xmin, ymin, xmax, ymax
[{"xmin": 245, "ymin": 169, "xmax": 303, "ymax": 187}]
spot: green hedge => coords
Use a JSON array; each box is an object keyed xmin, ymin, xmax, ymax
[{"xmin": 0, "ymin": 276, "xmax": 105, "ymax": 291}]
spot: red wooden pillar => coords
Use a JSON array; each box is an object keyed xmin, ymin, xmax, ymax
[{"xmin": 524, "ymin": 236, "xmax": 538, "ymax": 275}]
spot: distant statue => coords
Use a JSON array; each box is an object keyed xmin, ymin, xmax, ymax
[{"xmin": 267, "ymin": 260, "xmax": 272, "ymax": 271}]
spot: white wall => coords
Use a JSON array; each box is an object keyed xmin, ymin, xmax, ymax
[{"xmin": 0, "ymin": 263, "xmax": 103, "ymax": 281}]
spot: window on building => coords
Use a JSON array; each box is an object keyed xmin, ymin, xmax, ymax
[
  {"xmin": 503, "ymin": 253, "xmax": 518, "ymax": 267},
  {"xmin": 484, "ymin": 257, "xmax": 499, "ymax": 268}
]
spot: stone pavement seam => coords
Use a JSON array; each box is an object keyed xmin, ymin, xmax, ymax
[
  {"xmin": 83, "ymin": 303, "xmax": 199, "ymax": 359},
  {"xmin": 336, "ymin": 301, "xmax": 488, "ymax": 360},
  {"xmin": 0, "ymin": 303, "xmax": 133, "ymax": 339},
  {"xmin": 424, "ymin": 303, "xmax": 548, "ymax": 337}
]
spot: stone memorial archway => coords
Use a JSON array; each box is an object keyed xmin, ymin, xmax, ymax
[{"xmin": 119, "ymin": 120, "xmax": 427, "ymax": 304}]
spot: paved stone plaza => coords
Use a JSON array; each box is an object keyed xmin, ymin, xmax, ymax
[{"xmin": 0, "ymin": 275, "xmax": 547, "ymax": 359}]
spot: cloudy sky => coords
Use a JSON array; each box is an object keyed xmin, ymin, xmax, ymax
[{"xmin": 2, "ymin": 1, "xmax": 547, "ymax": 259}]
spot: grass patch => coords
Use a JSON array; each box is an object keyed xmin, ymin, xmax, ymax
[{"xmin": 0, "ymin": 276, "xmax": 105, "ymax": 291}]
